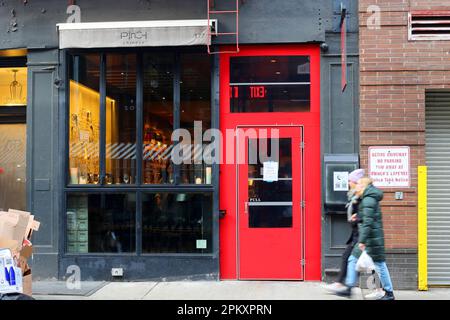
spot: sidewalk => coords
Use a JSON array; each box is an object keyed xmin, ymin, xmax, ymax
[{"xmin": 31, "ymin": 281, "xmax": 450, "ymax": 300}]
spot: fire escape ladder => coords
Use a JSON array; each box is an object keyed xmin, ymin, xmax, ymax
[{"xmin": 207, "ymin": 0, "xmax": 240, "ymax": 54}]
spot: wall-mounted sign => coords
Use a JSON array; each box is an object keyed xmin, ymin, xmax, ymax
[
  {"xmin": 333, "ymin": 171, "xmax": 349, "ymax": 191},
  {"xmin": 196, "ymin": 239, "xmax": 207, "ymax": 250},
  {"xmin": 368, "ymin": 146, "xmax": 410, "ymax": 188},
  {"xmin": 57, "ymin": 20, "xmax": 215, "ymax": 49}
]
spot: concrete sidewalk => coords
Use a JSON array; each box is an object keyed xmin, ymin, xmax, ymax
[{"xmin": 31, "ymin": 281, "xmax": 450, "ymax": 300}]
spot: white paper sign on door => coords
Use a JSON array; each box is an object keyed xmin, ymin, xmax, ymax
[
  {"xmin": 333, "ymin": 172, "xmax": 349, "ymax": 191},
  {"xmin": 263, "ymin": 161, "xmax": 279, "ymax": 182}
]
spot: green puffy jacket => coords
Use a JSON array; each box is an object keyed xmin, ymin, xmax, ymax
[{"xmin": 351, "ymin": 184, "xmax": 386, "ymax": 262}]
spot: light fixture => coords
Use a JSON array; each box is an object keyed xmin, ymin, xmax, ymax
[
  {"xmin": 276, "ymin": 71, "xmax": 281, "ymax": 75},
  {"xmin": 10, "ymin": 69, "xmax": 23, "ymax": 102},
  {"xmin": 270, "ymin": 59, "xmax": 277, "ymax": 63}
]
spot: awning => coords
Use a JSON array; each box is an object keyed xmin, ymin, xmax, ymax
[{"xmin": 56, "ymin": 20, "xmax": 216, "ymax": 49}]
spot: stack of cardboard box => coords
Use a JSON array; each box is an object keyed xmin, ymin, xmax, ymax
[
  {"xmin": 67, "ymin": 196, "xmax": 88, "ymax": 253},
  {"xmin": 0, "ymin": 209, "xmax": 40, "ymax": 296}
]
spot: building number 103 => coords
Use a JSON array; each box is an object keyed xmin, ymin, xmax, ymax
[{"xmin": 230, "ymin": 86, "xmax": 267, "ymax": 99}]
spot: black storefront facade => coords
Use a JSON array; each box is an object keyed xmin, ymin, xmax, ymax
[{"xmin": 0, "ymin": 0, "xmax": 360, "ymax": 281}]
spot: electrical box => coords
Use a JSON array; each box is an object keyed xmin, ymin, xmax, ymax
[{"xmin": 323, "ymin": 154, "xmax": 359, "ymax": 212}]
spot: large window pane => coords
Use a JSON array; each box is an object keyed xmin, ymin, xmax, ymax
[
  {"xmin": 142, "ymin": 192, "xmax": 212, "ymax": 253},
  {"xmin": 180, "ymin": 53, "xmax": 212, "ymax": 184},
  {"xmin": 0, "ymin": 124, "xmax": 26, "ymax": 211},
  {"xmin": 0, "ymin": 67, "xmax": 27, "ymax": 106},
  {"xmin": 68, "ymin": 54, "xmax": 100, "ymax": 185},
  {"xmin": 66, "ymin": 193, "xmax": 136, "ymax": 253},
  {"xmin": 248, "ymin": 138, "xmax": 293, "ymax": 228},
  {"xmin": 143, "ymin": 53, "xmax": 175, "ymax": 184},
  {"xmin": 230, "ymin": 56, "xmax": 310, "ymax": 113},
  {"xmin": 105, "ymin": 54, "xmax": 137, "ymax": 185}
]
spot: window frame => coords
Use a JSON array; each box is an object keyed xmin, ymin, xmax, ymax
[{"xmin": 62, "ymin": 47, "xmax": 218, "ymax": 257}]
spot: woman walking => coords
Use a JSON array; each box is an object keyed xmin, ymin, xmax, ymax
[
  {"xmin": 336, "ymin": 177, "xmax": 395, "ymax": 300},
  {"xmin": 324, "ymin": 169, "xmax": 364, "ymax": 293}
]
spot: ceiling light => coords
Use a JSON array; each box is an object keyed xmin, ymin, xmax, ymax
[
  {"xmin": 270, "ymin": 59, "xmax": 277, "ymax": 63},
  {"xmin": 276, "ymin": 71, "xmax": 281, "ymax": 75}
]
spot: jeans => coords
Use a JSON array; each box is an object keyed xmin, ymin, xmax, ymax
[
  {"xmin": 337, "ymin": 242, "xmax": 356, "ymax": 284},
  {"xmin": 344, "ymin": 255, "xmax": 394, "ymax": 293}
]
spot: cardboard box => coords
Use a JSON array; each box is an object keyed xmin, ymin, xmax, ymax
[
  {"xmin": 67, "ymin": 230, "xmax": 77, "ymax": 242},
  {"xmin": 7, "ymin": 210, "xmax": 31, "ymax": 248},
  {"xmin": 0, "ymin": 210, "xmax": 39, "ymax": 297},
  {"xmin": 8, "ymin": 209, "xmax": 39, "ymax": 241},
  {"xmin": 67, "ymin": 211, "xmax": 77, "ymax": 230},
  {"xmin": 76, "ymin": 208, "xmax": 88, "ymax": 220},
  {"xmin": 67, "ymin": 242, "xmax": 77, "ymax": 253},
  {"xmin": 0, "ymin": 212, "xmax": 18, "ymax": 245},
  {"xmin": 77, "ymin": 230, "xmax": 88, "ymax": 242},
  {"xmin": 0, "ymin": 249, "xmax": 23, "ymax": 295},
  {"xmin": 77, "ymin": 220, "xmax": 88, "ymax": 231},
  {"xmin": 0, "ymin": 238, "xmax": 19, "ymax": 253},
  {"xmin": 77, "ymin": 242, "xmax": 88, "ymax": 253},
  {"xmin": 22, "ymin": 273, "xmax": 32, "ymax": 296}
]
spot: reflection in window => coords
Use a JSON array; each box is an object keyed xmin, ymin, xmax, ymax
[
  {"xmin": 66, "ymin": 193, "xmax": 136, "ymax": 253},
  {"xmin": 180, "ymin": 53, "xmax": 212, "ymax": 184},
  {"xmin": 105, "ymin": 54, "xmax": 137, "ymax": 185},
  {"xmin": 230, "ymin": 56, "xmax": 310, "ymax": 112},
  {"xmin": 68, "ymin": 54, "xmax": 101, "ymax": 185},
  {"xmin": 142, "ymin": 193, "xmax": 212, "ymax": 253},
  {"xmin": 143, "ymin": 53, "xmax": 175, "ymax": 184},
  {"xmin": 249, "ymin": 205, "xmax": 292, "ymax": 228}
]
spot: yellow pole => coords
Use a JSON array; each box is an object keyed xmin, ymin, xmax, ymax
[{"xmin": 418, "ymin": 166, "xmax": 428, "ymax": 291}]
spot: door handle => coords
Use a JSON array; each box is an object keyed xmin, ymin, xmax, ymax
[{"xmin": 244, "ymin": 201, "xmax": 249, "ymax": 214}]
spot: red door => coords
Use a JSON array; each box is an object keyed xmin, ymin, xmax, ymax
[{"xmin": 237, "ymin": 126, "xmax": 303, "ymax": 280}]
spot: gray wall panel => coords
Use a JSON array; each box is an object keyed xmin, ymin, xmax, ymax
[
  {"xmin": 0, "ymin": 0, "xmax": 327, "ymax": 49},
  {"xmin": 26, "ymin": 50, "xmax": 60, "ymax": 278}
]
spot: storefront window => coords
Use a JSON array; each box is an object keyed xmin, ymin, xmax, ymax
[
  {"xmin": 230, "ymin": 56, "xmax": 310, "ymax": 113},
  {"xmin": 0, "ymin": 67, "xmax": 27, "ymax": 106},
  {"xmin": 142, "ymin": 192, "xmax": 212, "ymax": 253},
  {"xmin": 66, "ymin": 50, "xmax": 215, "ymax": 256},
  {"xmin": 66, "ymin": 193, "xmax": 136, "ymax": 253},
  {"xmin": 180, "ymin": 53, "xmax": 212, "ymax": 184},
  {"xmin": 68, "ymin": 54, "xmax": 101, "ymax": 185},
  {"xmin": 143, "ymin": 53, "xmax": 175, "ymax": 184},
  {"xmin": 106, "ymin": 54, "xmax": 137, "ymax": 185},
  {"xmin": 0, "ymin": 64, "xmax": 27, "ymax": 212}
]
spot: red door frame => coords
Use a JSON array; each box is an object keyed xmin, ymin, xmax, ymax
[
  {"xmin": 219, "ymin": 45, "xmax": 321, "ymax": 281},
  {"xmin": 237, "ymin": 126, "xmax": 303, "ymax": 280}
]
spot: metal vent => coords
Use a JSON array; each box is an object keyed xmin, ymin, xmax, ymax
[{"xmin": 409, "ymin": 11, "xmax": 450, "ymax": 41}]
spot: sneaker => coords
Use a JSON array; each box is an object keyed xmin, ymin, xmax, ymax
[
  {"xmin": 322, "ymin": 282, "xmax": 345, "ymax": 293},
  {"xmin": 364, "ymin": 289, "xmax": 385, "ymax": 300},
  {"xmin": 378, "ymin": 291, "xmax": 395, "ymax": 301},
  {"xmin": 335, "ymin": 286, "xmax": 352, "ymax": 298}
]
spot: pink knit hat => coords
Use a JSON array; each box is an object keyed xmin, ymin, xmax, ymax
[{"xmin": 348, "ymin": 169, "xmax": 365, "ymax": 183}]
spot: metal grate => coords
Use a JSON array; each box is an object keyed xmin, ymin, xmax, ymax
[
  {"xmin": 425, "ymin": 90, "xmax": 450, "ymax": 285},
  {"xmin": 409, "ymin": 11, "xmax": 450, "ymax": 41}
]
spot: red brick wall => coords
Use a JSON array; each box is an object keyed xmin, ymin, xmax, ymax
[{"xmin": 359, "ymin": 0, "xmax": 450, "ymax": 249}]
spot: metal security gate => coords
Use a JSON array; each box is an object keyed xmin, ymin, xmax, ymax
[{"xmin": 425, "ymin": 90, "xmax": 450, "ymax": 285}]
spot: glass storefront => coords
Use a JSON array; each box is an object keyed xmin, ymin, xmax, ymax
[
  {"xmin": 0, "ymin": 61, "xmax": 27, "ymax": 212},
  {"xmin": 65, "ymin": 49, "xmax": 214, "ymax": 255}
]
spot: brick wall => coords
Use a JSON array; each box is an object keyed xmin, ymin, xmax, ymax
[{"xmin": 359, "ymin": 0, "xmax": 450, "ymax": 289}]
